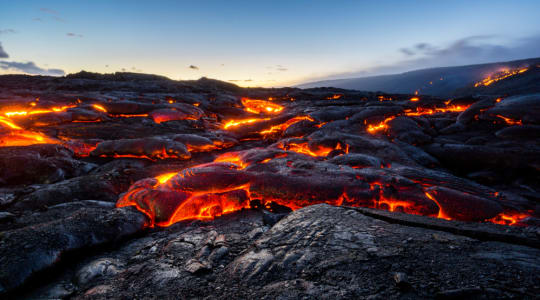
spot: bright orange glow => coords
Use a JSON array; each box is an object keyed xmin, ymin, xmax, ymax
[
  {"xmin": 223, "ymin": 118, "xmax": 270, "ymax": 129},
  {"xmin": 241, "ymin": 98, "xmax": 284, "ymax": 114},
  {"xmin": 92, "ymin": 104, "xmax": 108, "ymax": 113},
  {"xmin": 259, "ymin": 116, "xmax": 314, "ymax": 136},
  {"xmin": 495, "ymin": 115, "xmax": 522, "ymax": 126},
  {"xmin": 488, "ymin": 212, "xmax": 529, "ymax": 226},
  {"xmin": 404, "ymin": 104, "xmax": 470, "ymax": 117},
  {"xmin": 474, "ymin": 67, "xmax": 528, "ymax": 87},
  {"xmin": 155, "ymin": 172, "xmax": 178, "ymax": 184},
  {"xmin": 378, "ymin": 96, "xmax": 392, "ymax": 102},
  {"xmin": 0, "ymin": 115, "xmax": 60, "ymax": 146},
  {"xmin": 277, "ymin": 141, "xmax": 343, "ymax": 157},
  {"xmin": 377, "ymin": 197, "xmax": 412, "ymax": 212},
  {"xmin": 366, "ymin": 116, "xmax": 395, "ymax": 134},
  {"xmin": 110, "ymin": 114, "xmax": 149, "ymax": 118},
  {"xmin": 424, "ymin": 191, "xmax": 451, "ymax": 220},
  {"xmin": 410, "ymin": 97, "xmax": 419, "ymax": 102},
  {"xmin": 0, "ymin": 116, "xmax": 22, "ymax": 130},
  {"xmin": 3, "ymin": 104, "xmax": 77, "ymax": 118},
  {"xmin": 213, "ymin": 152, "xmax": 248, "ymax": 168},
  {"xmin": 326, "ymin": 94, "xmax": 343, "ymax": 100}
]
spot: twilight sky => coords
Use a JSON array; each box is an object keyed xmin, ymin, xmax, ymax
[{"xmin": 1, "ymin": 0, "xmax": 539, "ymax": 86}]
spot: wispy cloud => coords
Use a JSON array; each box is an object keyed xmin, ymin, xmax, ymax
[
  {"xmin": 228, "ymin": 79, "xmax": 253, "ymax": 82},
  {"xmin": 0, "ymin": 29, "xmax": 17, "ymax": 35},
  {"xmin": 40, "ymin": 8, "xmax": 59, "ymax": 15},
  {"xmin": 38, "ymin": 8, "xmax": 66, "ymax": 22},
  {"xmin": 267, "ymin": 65, "xmax": 288, "ymax": 72},
  {"xmin": 304, "ymin": 34, "xmax": 540, "ymax": 82},
  {"xmin": 66, "ymin": 32, "xmax": 83, "ymax": 38},
  {"xmin": 0, "ymin": 42, "xmax": 8, "ymax": 58},
  {"xmin": 0, "ymin": 61, "xmax": 65, "ymax": 76}
]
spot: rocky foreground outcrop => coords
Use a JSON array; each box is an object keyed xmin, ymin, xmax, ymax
[{"xmin": 11, "ymin": 204, "xmax": 538, "ymax": 299}]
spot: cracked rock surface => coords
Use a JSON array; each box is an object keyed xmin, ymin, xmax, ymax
[{"xmin": 18, "ymin": 204, "xmax": 538, "ymax": 299}]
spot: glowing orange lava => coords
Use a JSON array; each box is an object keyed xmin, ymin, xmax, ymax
[
  {"xmin": 495, "ymin": 115, "xmax": 522, "ymax": 126},
  {"xmin": 223, "ymin": 118, "xmax": 270, "ymax": 129},
  {"xmin": 474, "ymin": 67, "xmax": 528, "ymax": 87},
  {"xmin": 327, "ymin": 94, "xmax": 343, "ymax": 100},
  {"xmin": 241, "ymin": 98, "xmax": 284, "ymax": 114},
  {"xmin": 259, "ymin": 116, "xmax": 314, "ymax": 136},
  {"xmin": 488, "ymin": 212, "xmax": 530, "ymax": 226},
  {"xmin": 404, "ymin": 104, "xmax": 470, "ymax": 117},
  {"xmin": 366, "ymin": 116, "xmax": 395, "ymax": 134},
  {"xmin": 213, "ymin": 152, "xmax": 248, "ymax": 169}
]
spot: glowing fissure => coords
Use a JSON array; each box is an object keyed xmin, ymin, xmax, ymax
[{"xmin": 474, "ymin": 67, "xmax": 528, "ymax": 87}]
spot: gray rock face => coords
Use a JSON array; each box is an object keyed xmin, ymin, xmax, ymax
[
  {"xmin": 0, "ymin": 204, "xmax": 145, "ymax": 293},
  {"xmin": 24, "ymin": 205, "xmax": 537, "ymax": 299}
]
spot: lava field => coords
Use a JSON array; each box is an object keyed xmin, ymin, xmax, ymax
[{"xmin": 0, "ymin": 71, "xmax": 539, "ymax": 299}]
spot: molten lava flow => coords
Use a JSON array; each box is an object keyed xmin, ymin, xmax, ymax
[
  {"xmin": 378, "ymin": 96, "xmax": 392, "ymax": 102},
  {"xmin": 277, "ymin": 141, "xmax": 344, "ymax": 157},
  {"xmin": 92, "ymin": 104, "xmax": 107, "ymax": 113},
  {"xmin": 241, "ymin": 98, "xmax": 284, "ymax": 114},
  {"xmin": 410, "ymin": 97, "xmax": 419, "ymax": 102},
  {"xmin": 155, "ymin": 172, "xmax": 178, "ymax": 184},
  {"xmin": 326, "ymin": 94, "xmax": 343, "ymax": 100},
  {"xmin": 366, "ymin": 116, "xmax": 395, "ymax": 134},
  {"xmin": 223, "ymin": 118, "xmax": 270, "ymax": 130},
  {"xmin": 488, "ymin": 212, "xmax": 530, "ymax": 226},
  {"xmin": 495, "ymin": 115, "xmax": 522, "ymax": 126},
  {"xmin": 110, "ymin": 114, "xmax": 149, "ymax": 118},
  {"xmin": 404, "ymin": 104, "xmax": 470, "ymax": 117},
  {"xmin": 474, "ymin": 67, "xmax": 528, "ymax": 87},
  {"xmin": 213, "ymin": 152, "xmax": 249, "ymax": 169},
  {"xmin": 424, "ymin": 191, "xmax": 451, "ymax": 220},
  {"xmin": 0, "ymin": 116, "xmax": 59, "ymax": 146},
  {"xmin": 3, "ymin": 104, "xmax": 77, "ymax": 118},
  {"xmin": 259, "ymin": 116, "xmax": 314, "ymax": 136}
]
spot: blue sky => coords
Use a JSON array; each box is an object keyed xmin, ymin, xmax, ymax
[{"xmin": 1, "ymin": 0, "xmax": 539, "ymax": 86}]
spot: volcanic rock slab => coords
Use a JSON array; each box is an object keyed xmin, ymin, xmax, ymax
[{"xmin": 18, "ymin": 205, "xmax": 539, "ymax": 299}]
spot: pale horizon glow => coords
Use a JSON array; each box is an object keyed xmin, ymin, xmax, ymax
[{"xmin": 0, "ymin": 0, "xmax": 539, "ymax": 87}]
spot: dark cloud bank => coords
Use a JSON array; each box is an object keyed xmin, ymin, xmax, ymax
[
  {"xmin": 0, "ymin": 42, "xmax": 8, "ymax": 58},
  {"xmin": 0, "ymin": 61, "xmax": 65, "ymax": 76}
]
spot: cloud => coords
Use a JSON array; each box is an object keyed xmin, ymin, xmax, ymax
[
  {"xmin": 39, "ymin": 8, "xmax": 65, "ymax": 22},
  {"xmin": 308, "ymin": 34, "xmax": 540, "ymax": 82},
  {"xmin": 0, "ymin": 61, "xmax": 65, "ymax": 76},
  {"xmin": 40, "ymin": 8, "xmax": 58, "ymax": 14},
  {"xmin": 0, "ymin": 29, "xmax": 16, "ymax": 35},
  {"xmin": 189, "ymin": 65, "xmax": 199, "ymax": 70},
  {"xmin": 228, "ymin": 79, "xmax": 252, "ymax": 82},
  {"xmin": 66, "ymin": 32, "xmax": 83, "ymax": 38},
  {"xmin": 0, "ymin": 42, "xmax": 8, "ymax": 58},
  {"xmin": 267, "ymin": 65, "xmax": 288, "ymax": 72},
  {"xmin": 32, "ymin": 18, "xmax": 43, "ymax": 22},
  {"xmin": 399, "ymin": 48, "xmax": 415, "ymax": 56}
]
